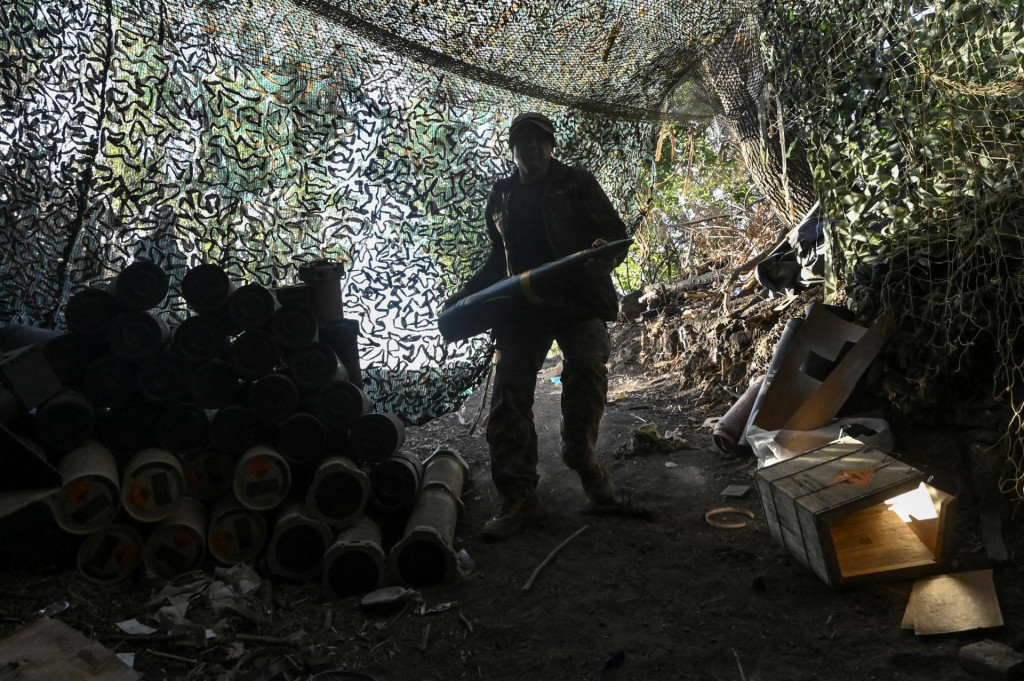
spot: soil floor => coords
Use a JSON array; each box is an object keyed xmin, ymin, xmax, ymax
[{"xmin": 1, "ymin": 348, "xmax": 1023, "ymax": 681}]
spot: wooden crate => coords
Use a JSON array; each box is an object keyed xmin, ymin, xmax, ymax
[{"xmin": 755, "ymin": 441, "xmax": 957, "ymax": 588}]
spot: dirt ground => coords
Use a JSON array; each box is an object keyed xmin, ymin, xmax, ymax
[{"xmin": 1, "ymin": 315, "xmax": 1023, "ymax": 681}]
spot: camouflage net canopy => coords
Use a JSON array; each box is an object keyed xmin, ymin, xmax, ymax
[
  {"xmin": 0, "ymin": 0, "xmax": 755, "ymax": 422},
  {"xmin": 763, "ymin": 1, "xmax": 1024, "ymax": 497},
  {"xmin": 4, "ymin": 0, "xmax": 1023, "ymax": 501}
]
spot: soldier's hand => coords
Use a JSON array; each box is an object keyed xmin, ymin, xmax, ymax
[
  {"xmin": 441, "ymin": 293, "xmax": 464, "ymax": 311},
  {"xmin": 585, "ymin": 239, "xmax": 615, "ymax": 275}
]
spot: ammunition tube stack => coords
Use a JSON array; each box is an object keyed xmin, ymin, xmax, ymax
[{"xmin": 0, "ymin": 258, "xmax": 467, "ymax": 596}]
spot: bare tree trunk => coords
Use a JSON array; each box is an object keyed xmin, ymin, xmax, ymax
[{"xmin": 700, "ymin": 22, "xmax": 817, "ymax": 229}]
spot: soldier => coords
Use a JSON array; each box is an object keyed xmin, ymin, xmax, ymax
[{"xmin": 444, "ymin": 112, "xmax": 629, "ymax": 541}]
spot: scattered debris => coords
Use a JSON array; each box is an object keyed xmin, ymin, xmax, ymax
[
  {"xmin": 615, "ymin": 423, "xmax": 695, "ymax": 458},
  {"xmin": 417, "ymin": 601, "xmax": 456, "ymax": 616},
  {"xmin": 360, "ymin": 586, "xmax": 423, "ymax": 610},
  {"xmin": 457, "ymin": 610, "xmax": 474, "ymax": 634},
  {"xmin": 455, "ymin": 548, "xmax": 475, "ymax": 579},
  {"xmin": 959, "ymin": 639, "xmax": 1024, "ymax": 680},
  {"xmin": 522, "ymin": 524, "xmax": 590, "ymax": 592},
  {"xmin": 116, "ymin": 619, "xmax": 158, "ymax": 636},
  {"xmin": 704, "ymin": 507, "xmax": 756, "ymax": 530},
  {"xmin": 35, "ymin": 601, "xmax": 69, "ymax": 618},
  {"xmin": 731, "ymin": 647, "xmax": 747, "ymax": 681},
  {"xmin": 719, "ymin": 484, "xmax": 751, "ymax": 499}
]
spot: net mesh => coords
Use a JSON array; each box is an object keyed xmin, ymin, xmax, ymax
[
  {"xmin": 4, "ymin": 0, "xmax": 1024, "ymax": 500},
  {"xmin": 763, "ymin": 0, "xmax": 1024, "ymax": 497},
  {"xmin": 2, "ymin": 0, "xmax": 717, "ymax": 423}
]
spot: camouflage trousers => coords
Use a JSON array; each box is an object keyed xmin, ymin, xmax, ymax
[{"xmin": 487, "ymin": 317, "xmax": 610, "ymax": 501}]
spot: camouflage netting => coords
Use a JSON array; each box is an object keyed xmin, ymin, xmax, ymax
[
  {"xmin": 4, "ymin": 0, "xmax": 1024, "ymax": 504},
  {"xmin": 2, "ymin": 0, "xmax": 754, "ymax": 422},
  {"xmin": 762, "ymin": 0, "xmax": 1024, "ymax": 497}
]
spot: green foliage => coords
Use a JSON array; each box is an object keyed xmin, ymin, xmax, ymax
[{"xmin": 616, "ymin": 121, "xmax": 768, "ymax": 293}]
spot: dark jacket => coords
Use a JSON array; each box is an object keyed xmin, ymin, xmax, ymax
[{"xmin": 458, "ymin": 157, "xmax": 629, "ymax": 322}]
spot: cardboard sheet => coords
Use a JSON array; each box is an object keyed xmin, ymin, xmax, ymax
[
  {"xmin": 750, "ymin": 304, "xmax": 891, "ymax": 433},
  {"xmin": 0, "ymin": 617, "xmax": 138, "ymax": 680},
  {"xmin": 902, "ymin": 569, "xmax": 1003, "ymax": 635}
]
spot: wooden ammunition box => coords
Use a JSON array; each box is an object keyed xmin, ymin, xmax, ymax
[{"xmin": 755, "ymin": 441, "xmax": 956, "ymax": 589}]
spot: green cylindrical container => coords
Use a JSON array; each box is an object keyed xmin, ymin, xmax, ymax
[
  {"xmin": 277, "ymin": 412, "xmax": 328, "ymax": 467},
  {"xmin": 121, "ymin": 448, "xmax": 185, "ymax": 522},
  {"xmin": 64, "ymin": 287, "xmax": 123, "ymax": 337},
  {"xmin": 33, "ymin": 388, "xmax": 95, "ymax": 454},
  {"xmin": 190, "ymin": 358, "xmax": 241, "ymax": 409},
  {"xmin": 229, "ymin": 330, "xmax": 280, "ymax": 380},
  {"xmin": 172, "ymin": 314, "xmax": 230, "ymax": 363},
  {"xmin": 226, "ymin": 283, "xmax": 279, "ymax": 331},
  {"xmin": 305, "ymin": 456, "xmax": 370, "ymax": 529},
  {"xmin": 287, "ymin": 342, "xmax": 347, "ymax": 392},
  {"xmin": 207, "ymin": 495, "xmax": 267, "ymax": 565},
  {"xmin": 247, "ymin": 372, "xmax": 299, "ymax": 425},
  {"xmin": 51, "ymin": 440, "xmax": 120, "ymax": 535},
  {"xmin": 233, "ymin": 444, "xmax": 291, "ymax": 511},
  {"xmin": 105, "ymin": 260, "xmax": 169, "ymax": 311},
  {"xmin": 349, "ymin": 412, "xmax": 405, "ymax": 464},
  {"xmin": 180, "ymin": 448, "xmax": 235, "ymax": 501},
  {"xmin": 181, "ymin": 264, "xmax": 236, "ymax": 314},
  {"xmin": 155, "ymin": 402, "xmax": 209, "ymax": 454},
  {"xmin": 143, "ymin": 496, "xmax": 207, "ymax": 579},
  {"xmin": 369, "ymin": 451, "xmax": 424, "ymax": 514},
  {"xmin": 270, "ymin": 301, "xmax": 319, "ymax": 349},
  {"xmin": 108, "ymin": 311, "xmax": 170, "ymax": 361},
  {"xmin": 388, "ymin": 486, "xmax": 462, "ymax": 588},
  {"xmin": 77, "ymin": 523, "xmax": 144, "ymax": 584},
  {"xmin": 322, "ymin": 515, "xmax": 386, "ymax": 599},
  {"xmin": 314, "ymin": 380, "xmax": 372, "ymax": 430},
  {"xmin": 266, "ymin": 501, "xmax": 333, "ymax": 582}
]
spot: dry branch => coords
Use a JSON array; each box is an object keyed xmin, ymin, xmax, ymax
[{"xmin": 522, "ymin": 524, "xmax": 589, "ymax": 592}]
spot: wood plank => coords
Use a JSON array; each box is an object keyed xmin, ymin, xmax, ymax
[
  {"xmin": 754, "ymin": 441, "xmax": 860, "ymax": 484},
  {"xmin": 755, "ymin": 479, "xmax": 784, "ymax": 545},
  {"xmin": 0, "ymin": 617, "xmax": 138, "ymax": 681},
  {"xmin": 798, "ymin": 463, "xmax": 924, "ymax": 516},
  {"xmin": 826, "ymin": 503, "xmax": 938, "ymax": 579},
  {"xmin": 796, "ymin": 500, "xmax": 830, "ymax": 584}
]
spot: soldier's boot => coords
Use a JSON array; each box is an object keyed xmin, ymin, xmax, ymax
[
  {"xmin": 578, "ymin": 464, "xmax": 617, "ymax": 506},
  {"xmin": 480, "ymin": 492, "xmax": 547, "ymax": 542}
]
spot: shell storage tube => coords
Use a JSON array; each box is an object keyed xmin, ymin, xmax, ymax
[
  {"xmin": 77, "ymin": 523, "xmax": 144, "ymax": 584},
  {"xmin": 266, "ymin": 501, "xmax": 333, "ymax": 582},
  {"xmin": 121, "ymin": 448, "xmax": 185, "ymax": 522},
  {"xmin": 370, "ymin": 451, "xmax": 424, "ymax": 514},
  {"xmin": 143, "ymin": 496, "xmax": 207, "ymax": 579},
  {"xmin": 388, "ymin": 486, "xmax": 462, "ymax": 588},
  {"xmin": 322, "ymin": 515, "xmax": 386, "ymax": 599},
  {"xmin": 305, "ymin": 456, "xmax": 371, "ymax": 529},
  {"xmin": 233, "ymin": 444, "xmax": 291, "ymax": 511},
  {"xmin": 52, "ymin": 440, "xmax": 120, "ymax": 534},
  {"xmin": 350, "ymin": 412, "xmax": 405, "ymax": 464},
  {"xmin": 207, "ymin": 494, "xmax": 268, "ymax": 564}
]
